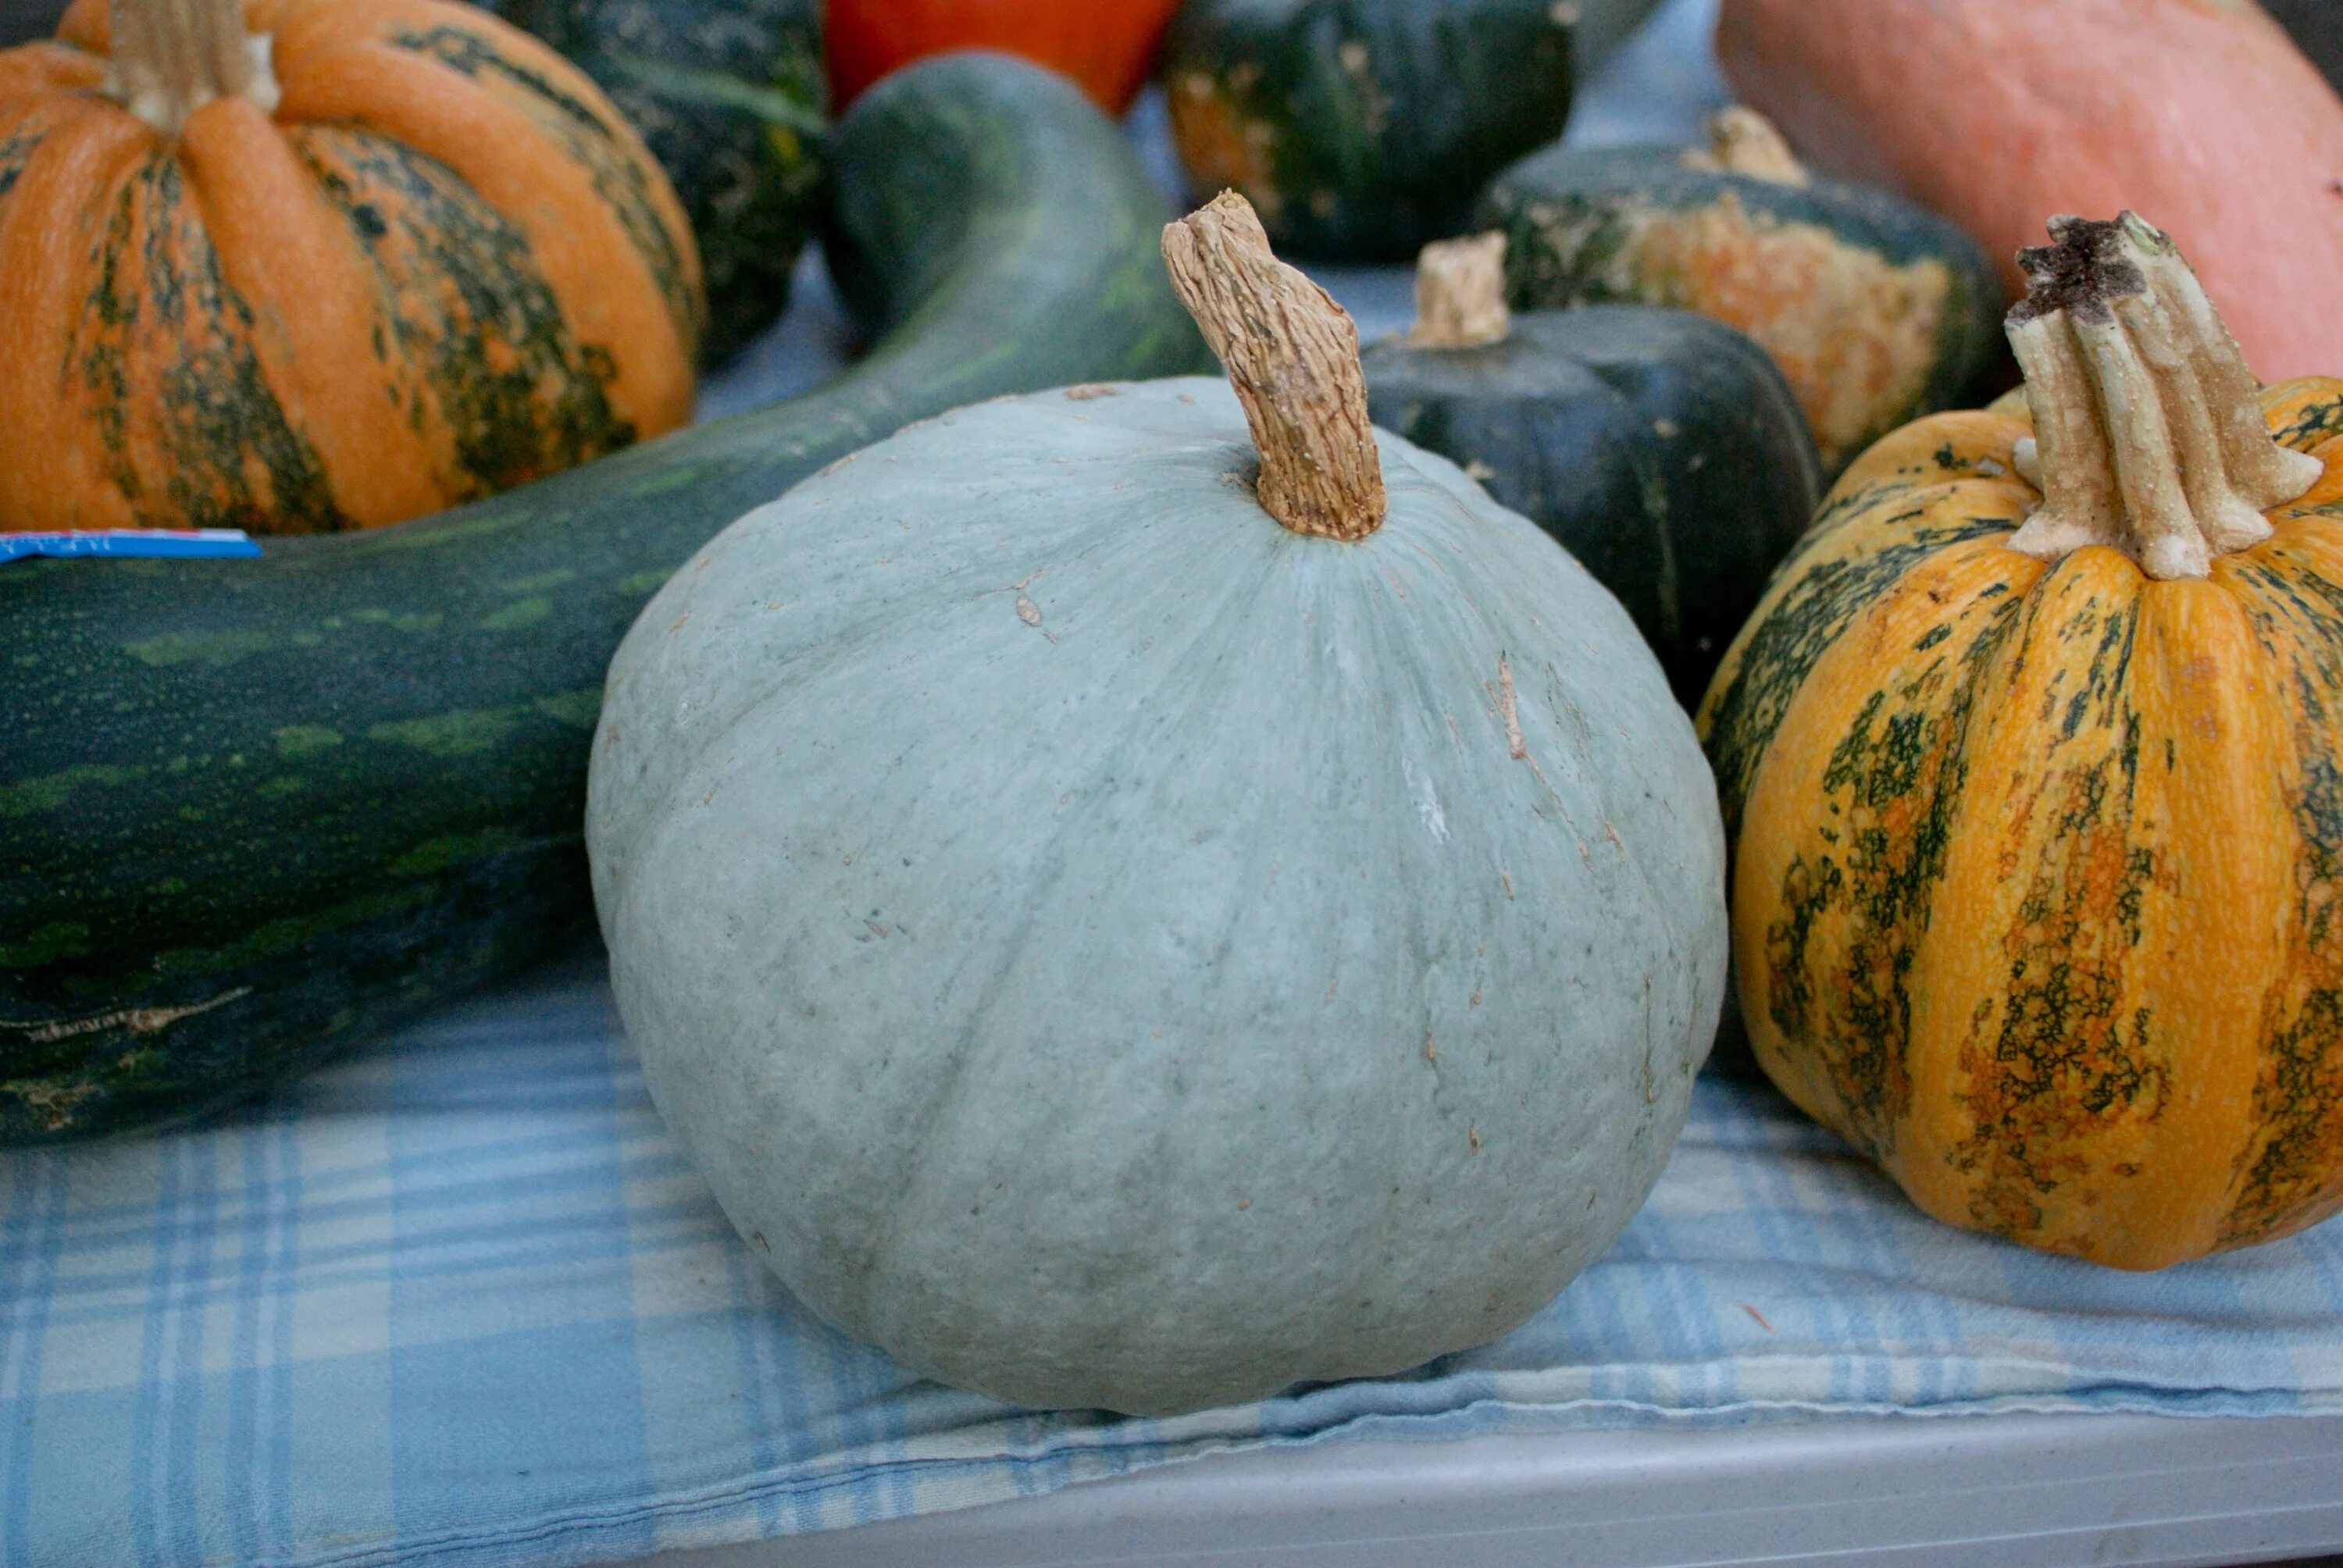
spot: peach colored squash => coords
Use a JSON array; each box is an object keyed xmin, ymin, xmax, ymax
[{"xmin": 1717, "ymin": 0, "xmax": 2343, "ymax": 383}]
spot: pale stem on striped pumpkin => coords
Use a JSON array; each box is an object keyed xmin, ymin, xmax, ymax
[
  {"xmin": 109, "ymin": 0, "xmax": 280, "ymax": 135},
  {"xmin": 2005, "ymin": 211, "xmax": 2320, "ymax": 581},
  {"xmin": 1161, "ymin": 191, "xmax": 1388, "ymax": 542},
  {"xmin": 1410, "ymin": 232, "xmax": 1511, "ymax": 349}
]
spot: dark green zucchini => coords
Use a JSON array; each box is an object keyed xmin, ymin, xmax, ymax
[
  {"xmin": 0, "ymin": 53, "xmax": 1211, "ymax": 1146},
  {"xmin": 1363, "ymin": 304, "xmax": 1821, "ymax": 705},
  {"xmin": 1475, "ymin": 109, "xmax": 2006, "ymax": 473},
  {"xmin": 489, "ymin": 0, "xmax": 826, "ymax": 366},
  {"xmin": 1161, "ymin": 0, "xmax": 1572, "ymax": 262}
]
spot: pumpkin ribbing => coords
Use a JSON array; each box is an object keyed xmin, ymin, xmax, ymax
[
  {"xmin": 0, "ymin": 52, "xmax": 1214, "ymax": 1145},
  {"xmin": 0, "ymin": 0, "xmax": 699, "ymax": 532},
  {"xmin": 590, "ymin": 194, "xmax": 1726, "ymax": 1416},
  {"xmin": 1699, "ymin": 216, "xmax": 2343, "ymax": 1268}
]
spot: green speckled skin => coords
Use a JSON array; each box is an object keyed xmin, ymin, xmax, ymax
[
  {"xmin": 1161, "ymin": 0, "xmax": 1571, "ymax": 262},
  {"xmin": 0, "ymin": 55, "xmax": 1212, "ymax": 1146},
  {"xmin": 490, "ymin": 0, "xmax": 825, "ymax": 366},
  {"xmin": 588, "ymin": 381, "xmax": 1729, "ymax": 1416},
  {"xmin": 1475, "ymin": 144, "xmax": 2009, "ymax": 472},
  {"xmin": 1362, "ymin": 306, "xmax": 1821, "ymax": 705}
]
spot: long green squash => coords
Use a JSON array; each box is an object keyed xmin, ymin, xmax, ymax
[{"xmin": 0, "ymin": 52, "xmax": 1210, "ymax": 1145}]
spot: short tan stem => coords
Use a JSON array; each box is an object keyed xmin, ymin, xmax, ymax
[
  {"xmin": 109, "ymin": 0, "xmax": 276, "ymax": 135},
  {"xmin": 1162, "ymin": 192, "xmax": 1386, "ymax": 542},
  {"xmin": 1681, "ymin": 105, "xmax": 1809, "ymax": 187},
  {"xmin": 2005, "ymin": 212, "xmax": 2320, "ymax": 581},
  {"xmin": 1410, "ymin": 233, "xmax": 1510, "ymax": 349}
]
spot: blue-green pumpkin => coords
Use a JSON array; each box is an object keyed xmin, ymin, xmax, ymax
[{"xmin": 587, "ymin": 196, "xmax": 1726, "ymax": 1414}]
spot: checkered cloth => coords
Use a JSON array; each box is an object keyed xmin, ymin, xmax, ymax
[{"xmin": 5, "ymin": 952, "xmax": 2338, "ymax": 1568}]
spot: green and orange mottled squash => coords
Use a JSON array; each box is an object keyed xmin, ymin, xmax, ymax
[
  {"xmin": 1698, "ymin": 212, "xmax": 2343, "ymax": 1269},
  {"xmin": 487, "ymin": 0, "xmax": 823, "ymax": 366},
  {"xmin": 0, "ymin": 0, "xmax": 701, "ymax": 533},
  {"xmin": 1475, "ymin": 108, "xmax": 2004, "ymax": 476},
  {"xmin": 1161, "ymin": 0, "xmax": 1573, "ymax": 262}
]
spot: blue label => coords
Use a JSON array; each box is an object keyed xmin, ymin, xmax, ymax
[{"xmin": 0, "ymin": 529, "xmax": 264, "ymax": 562}]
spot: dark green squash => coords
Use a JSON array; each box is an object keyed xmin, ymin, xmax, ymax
[
  {"xmin": 489, "ymin": 0, "xmax": 825, "ymax": 366},
  {"xmin": 1474, "ymin": 108, "xmax": 2006, "ymax": 474},
  {"xmin": 1161, "ymin": 0, "xmax": 1572, "ymax": 262},
  {"xmin": 0, "ymin": 52, "xmax": 1211, "ymax": 1146},
  {"xmin": 1361, "ymin": 243, "xmax": 1820, "ymax": 706}
]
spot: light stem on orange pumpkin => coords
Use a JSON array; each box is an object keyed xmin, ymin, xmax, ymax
[
  {"xmin": 1409, "ymin": 233, "xmax": 1511, "ymax": 349},
  {"xmin": 1681, "ymin": 105, "xmax": 1809, "ymax": 187},
  {"xmin": 1161, "ymin": 191, "xmax": 1388, "ymax": 541},
  {"xmin": 109, "ymin": 0, "xmax": 277, "ymax": 136},
  {"xmin": 2005, "ymin": 211, "xmax": 2320, "ymax": 581}
]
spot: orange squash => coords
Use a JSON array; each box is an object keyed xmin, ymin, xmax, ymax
[
  {"xmin": 1699, "ymin": 212, "xmax": 2343, "ymax": 1270},
  {"xmin": 1716, "ymin": 0, "xmax": 2343, "ymax": 385},
  {"xmin": 825, "ymin": 0, "xmax": 1181, "ymax": 116},
  {"xmin": 0, "ymin": 0, "xmax": 701, "ymax": 533}
]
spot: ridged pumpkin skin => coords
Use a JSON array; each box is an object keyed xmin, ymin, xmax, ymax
[
  {"xmin": 1161, "ymin": 0, "xmax": 1572, "ymax": 262},
  {"xmin": 589, "ymin": 381, "xmax": 1728, "ymax": 1415},
  {"xmin": 0, "ymin": 54, "xmax": 1211, "ymax": 1146},
  {"xmin": 1361, "ymin": 305, "xmax": 1822, "ymax": 704},
  {"xmin": 1698, "ymin": 379, "xmax": 2343, "ymax": 1270},
  {"xmin": 1715, "ymin": 0, "xmax": 2343, "ymax": 386},
  {"xmin": 0, "ymin": 0, "xmax": 701, "ymax": 533},
  {"xmin": 1475, "ymin": 141, "xmax": 2006, "ymax": 476},
  {"xmin": 489, "ymin": 0, "xmax": 823, "ymax": 366}
]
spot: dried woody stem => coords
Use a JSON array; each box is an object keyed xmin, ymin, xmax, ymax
[
  {"xmin": 1161, "ymin": 191, "xmax": 1387, "ymax": 542},
  {"xmin": 110, "ymin": 0, "xmax": 278, "ymax": 136},
  {"xmin": 2006, "ymin": 212, "xmax": 2320, "ymax": 581},
  {"xmin": 1410, "ymin": 232, "xmax": 1510, "ymax": 350},
  {"xmin": 1681, "ymin": 105, "xmax": 1809, "ymax": 187}
]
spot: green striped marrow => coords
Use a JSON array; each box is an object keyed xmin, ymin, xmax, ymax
[{"xmin": 0, "ymin": 52, "xmax": 1211, "ymax": 1145}]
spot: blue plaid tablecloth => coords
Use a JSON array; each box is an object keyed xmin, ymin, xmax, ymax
[{"xmin": 4, "ymin": 949, "xmax": 2340, "ymax": 1568}]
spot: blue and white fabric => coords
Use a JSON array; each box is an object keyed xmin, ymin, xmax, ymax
[{"xmin": 4, "ymin": 953, "xmax": 2338, "ymax": 1568}]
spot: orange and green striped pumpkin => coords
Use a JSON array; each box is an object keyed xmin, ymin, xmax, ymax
[
  {"xmin": 0, "ymin": 0, "xmax": 701, "ymax": 534},
  {"xmin": 1699, "ymin": 212, "xmax": 2343, "ymax": 1270}
]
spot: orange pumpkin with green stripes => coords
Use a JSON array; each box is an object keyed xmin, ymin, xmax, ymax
[
  {"xmin": 1699, "ymin": 212, "xmax": 2343, "ymax": 1270},
  {"xmin": 0, "ymin": 0, "xmax": 701, "ymax": 533}
]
